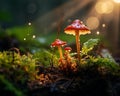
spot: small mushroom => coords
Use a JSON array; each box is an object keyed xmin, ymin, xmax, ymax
[
  {"xmin": 51, "ymin": 39, "xmax": 66, "ymax": 60},
  {"xmin": 64, "ymin": 47, "xmax": 77, "ymax": 72},
  {"xmin": 64, "ymin": 19, "xmax": 90, "ymax": 62},
  {"xmin": 64, "ymin": 47, "xmax": 72, "ymax": 58},
  {"xmin": 64, "ymin": 47, "xmax": 72, "ymax": 52}
]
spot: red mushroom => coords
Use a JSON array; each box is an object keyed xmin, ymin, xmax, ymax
[
  {"xmin": 51, "ymin": 39, "xmax": 66, "ymax": 60},
  {"xmin": 64, "ymin": 47, "xmax": 72, "ymax": 57},
  {"xmin": 64, "ymin": 47, "xmax": 72, "ymax": 52},
  {"xmin": 64, "ymin": 47, "xmax": 72, "ymax": 60},
  {"xmin": 64, "ymin": 19, "xmax": 90, "ymax": 62}
]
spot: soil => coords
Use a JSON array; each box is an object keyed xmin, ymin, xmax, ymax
[{"xmin": 26, "ymin": 67, "xmax": 120, "ymax": 96}]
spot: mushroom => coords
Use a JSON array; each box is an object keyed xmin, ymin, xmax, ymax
[
  {"xmin": 64, "ymin": 46, "xmax": 77, "ymax": 72},
  {"xmin": 64, "ymin": 47, "xmax": 72, "ymax": 52},
  {"xmin": 64, "ymin": 47, "xmax": 72, "ymax": 59},
  {"xmin": 51, "ymin": 39, "xmax": 66, "ymax": 60},
  {"xmin": 64, "ymin": 19, "xmax": 90, "ymax": 61}
]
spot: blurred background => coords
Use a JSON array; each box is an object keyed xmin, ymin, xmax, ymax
[{"xmin": 0, "ymin": 0, "xmax": 120, "ymax": 58}]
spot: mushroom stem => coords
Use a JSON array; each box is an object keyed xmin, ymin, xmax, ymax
[
  {"xmin": 75, "ymin": 31, "xmax": 80, "ymax": 62},
  {"xmin": 58, "ymin": 46, "xmax": 63, "ymax": 59}
]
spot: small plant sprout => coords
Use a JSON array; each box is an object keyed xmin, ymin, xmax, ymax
[
  {"xmin": 51, "ymin": 39, "xmax": 66, "ymax": 60},
  {"xmin": 64, "ymin": 19, "xmax": 91, "ymax": 62}
]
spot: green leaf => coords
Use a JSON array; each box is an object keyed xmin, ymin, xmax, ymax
[{"xmin": 82, "ymin": 39, "xmax": 99, "ymax": 55}]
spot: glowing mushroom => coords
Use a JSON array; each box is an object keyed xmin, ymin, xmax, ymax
[
  {"xmin": 64, "ymin": 19, "xmax": 90, "ymax": 61},
  {"xmin": 51, "ymin": 39, "xmax": 66, "ymax": 60}
]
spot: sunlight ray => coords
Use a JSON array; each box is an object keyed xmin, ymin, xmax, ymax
[{"xmin": 34, "ymin": 0, "xmax": 94, "ymax": 34}]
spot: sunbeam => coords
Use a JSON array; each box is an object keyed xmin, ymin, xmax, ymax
[{"xmin": 34, "ymin": 0, "xmax": 94, "ymax": 34}]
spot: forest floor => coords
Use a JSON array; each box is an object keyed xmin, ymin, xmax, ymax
[{"xmin": 27, "ymin": 66, "xmax": 120, "ymax": 96}]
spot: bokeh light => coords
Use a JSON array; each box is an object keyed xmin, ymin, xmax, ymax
[
  {"xmin": 28, "ymin": 22, "xmax": 32, "ymax": 26},
  {"xmin": 95, "ymin": 1, "xmax": 114, "ymax": 14},
  {"xmin": 86, "ymin": 16, "xmax": 99, "ymax": 30},
  {"xmin": 24, "ymin": 38, "xmax": 26, "ymax": 40},
  {"xmin": 32, "ymin": 35, "xmax": 36, "ymax": 38},
  {"xmin": 96, "ymin": 31, "xmax": 100, "ymax": 35},
  {"xmin": 102, "ymin": 24, "xmax": 106, "ymax": 28},
  {"xmin": 113, "ymin": 0, "xmax": 120, "ymax": 3}
]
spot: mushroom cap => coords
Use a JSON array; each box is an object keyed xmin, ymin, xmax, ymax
[
  {"xmin": 64, "ymin": 47, "xmax": 72, "ymax": 51},
  {"xmin": 51, "ymin": 39, "xmax": 66, "ymax": 47},
  {"xmin": 64, "ymin": 19, "xmax": 91, "ymax": 35}
]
